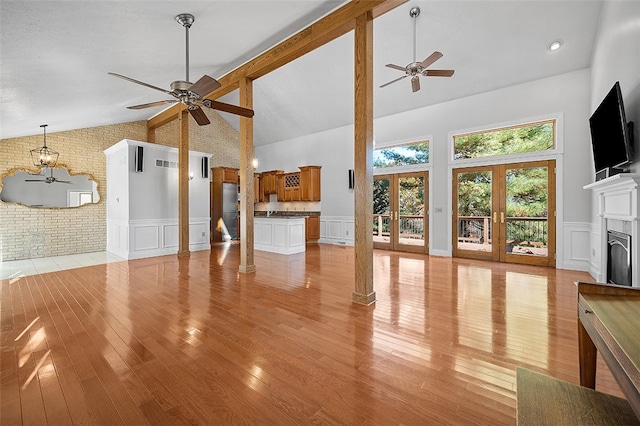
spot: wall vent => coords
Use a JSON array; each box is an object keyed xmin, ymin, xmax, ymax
[{"xmin": 155, "ymin": 159, "xmax": 178, "ymax": 169}]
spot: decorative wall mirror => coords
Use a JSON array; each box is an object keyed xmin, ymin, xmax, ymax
[{"xmin": 0, "ymin": 165, "xmax": 100, "ymax": 208}]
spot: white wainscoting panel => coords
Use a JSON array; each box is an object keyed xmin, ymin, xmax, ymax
[
  {"xmin": 163, "ymin": 224, "xmax": 179, "ymax": 248},
  {"xmin": 107, "ymin": 217, "xmax": 210, "ymax": 259},
  {"xmin": 319, "ymin": 216, "xmax": 354, "ymax": 246},
  {"xmin": 559, "ymin": 222, "xmax": 592, "ymax": 272},
  {"xmin": 133, "ymin": 226, "xmax": 159, "ymax": 251}
]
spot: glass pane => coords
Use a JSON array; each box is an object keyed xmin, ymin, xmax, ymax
[
  {"xmin": 453, "ymin": 121, "xmax": 554, "ymax": 160},
  {"xmin": 374, "ymin": 140, "xmax": 429, "ymax": 168},
  {"xmin": 457, "ymin": 171, "xmax": 492, "ymax": 252},
  {"xmin": 398, "ymin": 176, "xmax": 425, "ymax": 247},
  {"xmin": 505, "ymin": 166, "xmax": 548, "ymax": 257},
  {"xmin": 373, "ymin": 178, "xmax": 391, "ymax": 244}
]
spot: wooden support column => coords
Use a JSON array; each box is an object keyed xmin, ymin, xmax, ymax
[
  {"xmin": 352, "ymin": 11, "xmax": 375, "ymax": 305},
  {"xmin": 238, "ymin": 77, "xmax": 256, "ymax": 273},
  {"xmin": 147, "ymin": 126, "xmax": 155, "ymax": 144},
  {"xmin": 178, "ymin": 108, "xmax": 190, "ymax": 257}
]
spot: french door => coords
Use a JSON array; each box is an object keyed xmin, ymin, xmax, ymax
[
  {"xmin": 373, "ymin": 171, "xmax": 428, "ymax": 253},
  {"xmin": 452, "ymin": 160, "xmax": 555, "ymax": 266}
]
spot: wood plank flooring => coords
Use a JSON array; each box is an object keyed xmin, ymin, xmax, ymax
[{"xmin": 1, "ymin": 243, "xmax": 624, "ymax": 425}]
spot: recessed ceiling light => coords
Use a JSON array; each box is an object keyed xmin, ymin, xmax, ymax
[{"xmin": 548, "ymin": 40, "xmax": 563, "ymax": 52}]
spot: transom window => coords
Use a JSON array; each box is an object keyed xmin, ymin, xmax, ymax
[
  {"xmin": 453, "ymin": 120, "xmax": 555, "ymax": 160},
  {"xmin": 374, "ymin": 140, "xmax": 429, "ymax": 169}
]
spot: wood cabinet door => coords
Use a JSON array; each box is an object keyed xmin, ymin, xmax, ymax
[
  {"xmin": 300, "ymin": 166, "xmax": 321, "ymax": 201},
  {"xmin": 222, "ymin": 167, "xmax": 238, "ymax": 183},
  {"xmin": 306, "ymin": 215, "xmax": 320, "ymax": 241}
]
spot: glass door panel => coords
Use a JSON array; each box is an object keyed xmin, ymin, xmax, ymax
[
  {"xmin": 453, "ymin": 167, "xmax": 496, "ymax": 261},
  {"xmin": 453, "ymin": 161, "xmax": 555, "ymax": 266},
  {"xmin": 501, "ymin": 161, "xmax": 555, "ymax": 266},
  {"xmin": 373, "ymin": 172, "xmax": 428, "ymax": 253},
  {"xmin": 397, "ymin": 174, "xmax": 427, "ymax": 252},
  {"xmin": 373, "ymin": 176, "xmax": 392, "ymax": 250}
]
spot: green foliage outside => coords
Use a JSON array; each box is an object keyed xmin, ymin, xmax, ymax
[
  {"xmin": 374, "ymin": 141, "xmax": 429, "ymax": 168},
  {"xmin": 457, "ymin": 167, "xmax": 548, "ymax": 245},
  {"xmin": 454, "ymin": 121, "xmax": 554, "ymax": 160}
]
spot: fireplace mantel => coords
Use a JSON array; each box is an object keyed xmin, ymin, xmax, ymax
[{"xmin": 584, "ymin": 174, "xmax": 640, "ymax": 286}]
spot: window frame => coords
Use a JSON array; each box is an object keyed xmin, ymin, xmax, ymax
[
  {"xmin": 373, "ymin": 135, "xmax": 432, "ymax": 176},
  {"xmin": 449, "ymin": 115, "xmax": 563, "ymax": 167}
]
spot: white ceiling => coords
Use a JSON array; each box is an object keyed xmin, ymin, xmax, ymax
[{"xmin": 1, "ymin": 1, "xmax": 603, "ymax": 146}]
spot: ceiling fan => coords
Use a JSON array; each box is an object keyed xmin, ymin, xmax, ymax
[
  {"xmin": 25, "ymin": 168, "xmax": 72, "ymax": 185},
  {"xmin": 109, "ymin": 13, "xmax": 254, "ymax": 126},
  {"xmin": 380, "ymin": 7, "xmax": 455, "ymax": 93}
]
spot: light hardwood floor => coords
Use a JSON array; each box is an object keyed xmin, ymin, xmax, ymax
[{"xmin": 1, "ymin": 243, "xmax": 623, "ymax": 424}]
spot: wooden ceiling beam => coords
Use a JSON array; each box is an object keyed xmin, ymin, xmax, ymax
[{"xmin": 147, "ymin": 0, "xmax": 405, "ymax": 130}]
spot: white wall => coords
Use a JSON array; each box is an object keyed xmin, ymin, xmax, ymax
[
  {"xmin": 104, "ymin": 140, "xmax": 211, "ymax": 259},
  {"xmin": 255, "ymin": 125, "xmax": 355, "ymax": 217},
  {"xmin": 586, "ymin": 1, "xmax": 640, "ymax": 278},
  {"xmin": 257, "ymin": 68, "xmax": 594, "ymax": 265}
]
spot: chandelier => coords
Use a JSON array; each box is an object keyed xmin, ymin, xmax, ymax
[{"xmin": 30, "ymin": 124, "xmax": 59, "ymax": 168}]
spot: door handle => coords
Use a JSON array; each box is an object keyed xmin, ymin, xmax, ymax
[
  {"xmin": 493, "ymin": 212, "xmax": 497, "ymax": 223},
  {"xmin": 500, "ymin": 212, "xmax": 505, "ymax": 224},
  {"xmin": 395, "ymin": 211, "xmax": 398, "ymax": 221}
]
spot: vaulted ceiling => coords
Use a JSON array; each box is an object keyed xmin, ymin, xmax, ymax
[{"xmin": 1, "ymin": 1, "xmax": 603, "ymax": 145}]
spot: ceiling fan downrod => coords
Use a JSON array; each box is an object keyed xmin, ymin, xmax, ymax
[
  {"xmin": 410, "ymin": 7, "xmax": 420, "ymax": 64},
  {"xmin": 176, "ymin": 13, "xmax": 195, "ymax": 83}
]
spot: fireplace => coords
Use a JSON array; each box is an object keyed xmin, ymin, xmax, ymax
[
  {"xmin": 607, "ymin": 230, "xmax": 632, "ymax": 286},
  {"xmin": 584, "ymin": 174, "xmax": 640, "ymax": 287}
]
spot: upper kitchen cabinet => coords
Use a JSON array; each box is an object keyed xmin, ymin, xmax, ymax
[
  {"xmin": 278, "ymin": 172, "xmax": 301, "ymax": 202},
  {"xmin": 261, "ymin": 170, "xmax": 283, "ymax": 198},
  {"xmin": 299, "ymin": 166, "xmax": 321, "ymax": 201}
]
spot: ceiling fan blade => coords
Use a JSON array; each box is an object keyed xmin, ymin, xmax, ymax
[
  {"xmin": 25, "ymin": 179, "xmax": 45, "ymax": 182},
  {"xmin": 127, "ymin": 100, "xmax": 178, "ymax": 110},
  {"xmin": 108, "ymin": 72, "xmax": 172, "ymax": 95},
  {"xmin": 189, "ymin": 75, "xmax": 222, "ymax": 98},
  {"xmin": 203, "ymin": 100, "xmax": 254, "ymax": 118},
  {"xmin": 419, "ymin": 51, "xmax": 443, "ymax": 69},
  {"xmin": 424, "ymin": 69, "xmax": 455, "ymax": 77},
  {"xmin": 188, "ymin": 106, "xmax": 211, "ymax": 126},
  {"xmin": 411, "ymin": 76, "xmax": 420, "ymax": 93},
  {"xmin": 385, "ymin": 63, "xmax": 408, "ymax": 72},
  {"xmin": 57, "ymin": 181, "xmax": 73, "ymax": 184},
  {"xmin": 380, "ymin": 75, "xmax": 408, "ymax": 88}
]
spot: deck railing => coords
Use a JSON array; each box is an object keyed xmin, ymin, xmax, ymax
[
  {"xmin": 373, "ymin": 214, "xmax": 424, "ymax": 239},
  {"xmin": 457, "ymin": 216, "xmax": 547, "ymax": 246},
  {"xmin": 373, "ymin": 214, "xmax": 547, "ymax": 246}
]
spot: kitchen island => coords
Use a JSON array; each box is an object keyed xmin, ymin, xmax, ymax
[{"xmin": 255, "ymin": 216, "xmax": 306, "ymax": 255}]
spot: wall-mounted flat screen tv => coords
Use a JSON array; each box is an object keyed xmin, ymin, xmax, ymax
[{"xmin": 589, "ymin": 81, "xmax": 634, "ymax": 180}]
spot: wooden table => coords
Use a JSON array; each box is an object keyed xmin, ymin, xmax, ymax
[{"xmin": 577, "ymin": 281, "xmax": 640, "ymax": 420}]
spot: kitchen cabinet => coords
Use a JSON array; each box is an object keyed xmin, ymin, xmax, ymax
[
  {"xmin": 218, "ymin": 167, "xmax": 238, "ymax": 184},
  {"xmin": 261, "ymin": 170, "xmax": 283, "ymax": 197},
  {"xmin": 278, "ymin": 172, "xmax": 301, "ymax": 202},
  {"xmin": 299, "ymin": 166, "xmax": 321, "ymax": 201},
  {"xmin": 305, "ymin": 215, "xmax": 320, "ymax": 242},
  {"xmin": 253, "ymin": 173, "xmax": 261, "ymax": 203}
]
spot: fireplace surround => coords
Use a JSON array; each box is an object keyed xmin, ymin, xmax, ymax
[
  {"xmin": 584, "ymin": 174, "xmax": 640, "ymax": 287},
  {"xmin": 607, "ymin": 230, "xmax": 632, "ymax": 285}
]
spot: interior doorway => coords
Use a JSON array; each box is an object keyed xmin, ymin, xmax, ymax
[
  {"xmin": 452, "ymin": 160, "xmax": 556, "ymax": 267},
  {"xmin": 373, "ymin": 171, "xmax": 428, "ymax": 253}
]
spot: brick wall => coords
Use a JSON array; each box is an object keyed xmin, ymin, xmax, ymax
[{"xmin": 0, "ymin": 112, "xmax": 239, "ymax": 261}]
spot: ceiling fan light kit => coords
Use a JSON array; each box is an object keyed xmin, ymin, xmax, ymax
[
  {"xmin": 30, "ymin": 124, "xmax": 59, "ymax": 168},
  {"xmin": 109, "ymin": 13, "xmax": 254, "ymax": 126},
  {"xmin": 380, "ymin": 7, "xmax": 455, "ymax": 93}
]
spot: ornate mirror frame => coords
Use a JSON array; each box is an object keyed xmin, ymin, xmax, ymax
[{"xmin": 0, "ymin": 164, "xmax": 101, "ymax": 209}]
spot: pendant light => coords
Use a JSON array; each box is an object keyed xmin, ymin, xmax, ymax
[{"xmin": 30, "ymin": 124, "xmax": 59, "ymax": 167}]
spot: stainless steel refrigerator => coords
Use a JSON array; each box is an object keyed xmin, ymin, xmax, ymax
[{"xmin": 221, "ymin": 183, "xmax": 238, "ymax": 240}]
